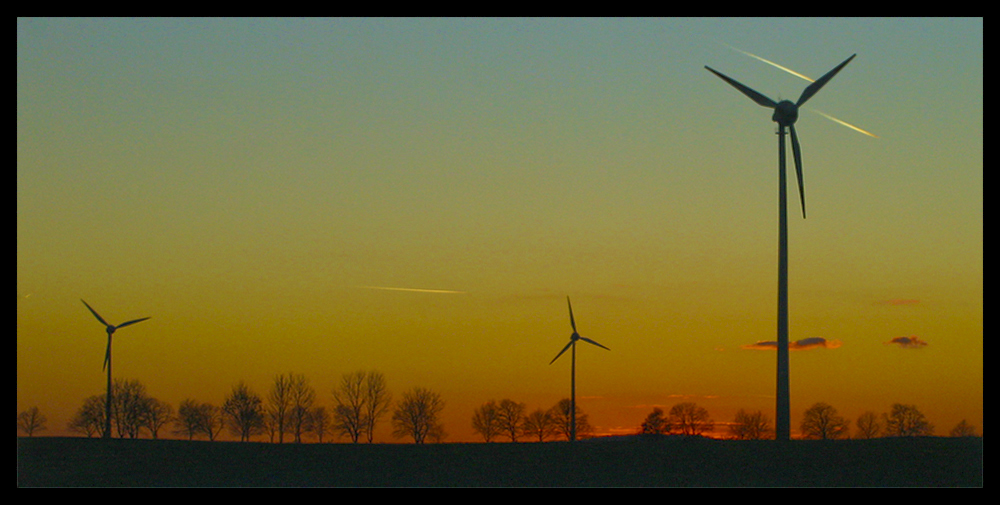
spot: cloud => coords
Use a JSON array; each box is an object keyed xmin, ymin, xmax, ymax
[
  {"xmin": 885, "ymin": 335, "xmax": 928, "ymax": 349},
  {"xmin": 742, "ymin": 337, "xmax": 842, "ymax": 351}
]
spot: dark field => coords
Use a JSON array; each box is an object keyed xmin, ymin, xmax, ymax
[{"xmin": 17, "ymin": 435, "xmax": 982, "ymax": 487}]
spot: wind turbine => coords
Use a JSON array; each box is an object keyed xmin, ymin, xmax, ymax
[
  {"xmin": 549, "ymin": 296, "xmax": 609, "ymax": 442},
  {"xmin": 81, "ymin": 299, "xmax": 150, "ymax": 439},
  {"xmin": 704, "ymin": 54, "xmax": 858, "ymax": 441}
]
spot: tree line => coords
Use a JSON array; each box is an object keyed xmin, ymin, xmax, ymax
[
  {"xmin": 20, "ymin": 386, "xmax": 979, "ymax": 442},
  {"xmin": 470, "ymin": 398, "xmax": 594, "ymax": 442},
  {"xmin": 633, "ymin": 401, "xmax": 974, "ymax": 440},
  {"xmin": 18, "ymin": 371, "xmax": 450, "ymax": 444}
]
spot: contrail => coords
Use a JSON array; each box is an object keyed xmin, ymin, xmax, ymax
[
  {"xmin": 810, "ymin": 109, "xmax": 880, "ymax": 138},
  {"xmin": 722, "ymin": 43, "xmax": 879, "ymax": 138},
  {"xmin": 355, "ymin": 285, "xmax": 467, "ymax": 294},
  {"xmin": 721, "ymin": 43, "xmax": 816, "ymax": 82}
]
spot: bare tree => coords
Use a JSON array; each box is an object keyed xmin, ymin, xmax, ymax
[
  {"xmin": 175, "ymin": 399, "xmax": 206, "ymax": 440},
  {"xmin": 223, "ymin": 381, "xmax": 265, "ymax": 442},
  {"xmin": 882, "ymin": 403, "xmax": 933, "ymax": 437},
  {"xmin": 174, "ymin": 399, "xmax": 220, "ymax": 441},
  {"xmin": 640, "ymin": 407, "xmax": 670, "ymax": 435},
  {"xmin": 307, "ymin": 406, "xmax": 332, "ymax": 443},
  {"xmin": 334, "ymin": 370, "xmax": 392, "ymax": 443},
  {"xmin": 363, "ymin": 371, "xmax": 391, "ymax": 443},
  {"xmin": 669, "ymin": 402, "xmax": 714, "ymax": 437},
  {"xmin": 472, "ymin": 400, "xmax": 502, "ymax": 442},
  {"xmin": 496, "ymin": 399, "xmax": 527, "ymax": 442},
  {"xmin": 68, "ymin": 395, "xmax": 106, "ymax": 438},
  {"xmin": 522, "ymin": 408, "xmax": 556, "ymax": 442},
  {"xmin": 17, "ymin": 406, "xmax": 47, "ymax": 437},
  {"xmin": 289, "ymin": 373, "xmax": 316, "ymax": 443},
  {"xmin": 144, "ymin": 398, "xmax": 174, "ymax": 439},
  {"xmin": 112, "ymin": 378, "xmax": 152, "ymax": 439},
  {"xmin": 204, "ymin": 403, "xmax": 225, "ymax": 441},
  {"xmin": 800, "ymin": 402, "xmax": 850, "ymax": 440},
  {"xmin": 729, "ymin": 409, "xmax": 772, "ymax": 440},
  {"xmin": 854, "ymin": 411, "xmax": 882, "ymax": 439},
  {"xmin": 392, "ymin": 387, "xmax": 445, "ymax": 444},
  {"xmin": 550, "ymin": 398, "xmax": 593, "ymax": 440},
  {"xmin": 949, "ymin": 419, "xmax": 977, "ymax": 437},
  {"xmin": 267, "ymin": 373, "xmax": 293, "ymax": 443},
  {"xmin": 333, "ymin": 371, "xmax": 367, "ymax": 443}
]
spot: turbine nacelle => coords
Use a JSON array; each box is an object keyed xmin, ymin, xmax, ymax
[{"xmin": 772, "ymin": 100, "xmax": 799, "ymax": 127}]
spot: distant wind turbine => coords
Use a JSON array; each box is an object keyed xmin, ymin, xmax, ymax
[
  {"xmin": 81, "ymin": 299, "xmax": 150, "ymax": 439},
  {"xmin": 549, "ymin": 297, "xmax": 609, "ymax": 442},
  {"xmin": 705, "ymin": 54, "xmax": 860, "ymax": 441}
]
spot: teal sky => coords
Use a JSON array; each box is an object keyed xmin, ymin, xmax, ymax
[{"xmin": 18, "ymin": 18, "xmax": 982, "ymax": 441}]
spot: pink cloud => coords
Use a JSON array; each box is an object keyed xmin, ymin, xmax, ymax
[
  {"xmin": 885, "ymin": 335, "xmax": 928, "ymax": 349},
  {"xmin": 742, "ymin": 337, "xmax": 842, "ymax": 351}
]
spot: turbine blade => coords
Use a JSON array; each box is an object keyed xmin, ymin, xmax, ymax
[
  {"xmin": 796, "ymin": 54, "xmax": 856, "ymax": 107},
  {"xmin": 81, "ymin": 299, "xmax": 109, "ymax": 327},
  {"xmin": 103, "ymin": 339, "xmax": 111, "ymax": 371},
  {"xmin": 550, "ymin": 340, "xmax": 574, "ymax": 365},
  {"xmin": 567, "ymin": 297, "xmax": 576, "ymax": 333},
  {"xmin": 579, "ymin": 336, "xmax": 611, "ymax": 351},
  {"xmin": 789, "ymin": 125, "xmax": 806, "ymax": 219},
  {"xmin": 115, "ymin": 317, "xmax": 151, "ymax": 329},
  {"xmin": 704, "ymin": 66, "xmax": 777, "ymax": 109}
]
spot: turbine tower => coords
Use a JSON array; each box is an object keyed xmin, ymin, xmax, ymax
[
  {"xmin": 81, "ymin": 299, "xmax": 150, "ymax": 439},
  {"xmin": 704, "ymin": 54, "xmax": 857, "ymax": 441},
  {"xmin": 549, "ymin": 296, "xmax": 609, "ymax": 442}
]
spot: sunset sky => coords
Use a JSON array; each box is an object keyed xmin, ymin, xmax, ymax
[{"xmin": 17, "ymin": 18, "xmax": 982, "ymax": 441}]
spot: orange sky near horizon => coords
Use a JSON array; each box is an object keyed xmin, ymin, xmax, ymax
[{"xmin": 18, "ymin": 18, "xmax": 981, "ymax": 442}]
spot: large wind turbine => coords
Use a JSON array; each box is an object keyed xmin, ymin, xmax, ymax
[
  {"xmin": 81, "ymin": 299, "xmax": 150, "ymax": 439},
  {"xmin": 704, "ymin": 54, "xmax": 857, "ymax": 441},
  {"xmin": 549, "ymin": 296, "xmax": 609, "ymax": 442}
]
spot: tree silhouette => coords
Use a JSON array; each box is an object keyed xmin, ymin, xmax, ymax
[
  {"xmin": 640, "ymin": 407, "xmax": 670, "ymax": 435},
  {"xmin": 949, "ymin": 419, "xmax": 977, "ymax": 437},
  {"xmin": 669, "ymin": 402, "xmax": 714, "ymax": 437},
  {"xmin": 392, "ymin": 387, "xmax": 445, "ymax": 444},
  {"xmin": 267, "ymin": 373, "xmax": 294, "ymax": 443},
  {"xmin": 333, "ymin": 371, "xmax": 366, "ymax": 443},
  {"xmin": 288, "ymin": 373, "xmax": 316, "ymax": 443},
  {"xmin": 68, "ymin": 395, "xmax": 105, "ymax": 438},
  {"xmin": 362, "ymin": 371, "xmax": 391, "ymax": 443},
  {"xmin": 550, "ymin": 399, "xmax": 593, "ymax": 441},
  {"xmin": 854, "ymin": 411, "xmax": 882, "ymax": 439},
  {"xmin": 882, "ymin": 403, "xmax": 933, "ymax": 437},
  {"xmin": 472, "ymin": 400, "xmax": 502, "ymax": 442},
  {"xmin": 223, "ymin": 381, "xmax": 265, "ymax": 442},
  {"xmin": 144, "ymin": 398, "xmax": 174, "ymax": 439},
  {"xmin": 17, "ymin": 406, "xmax": 47, "ymax": 437},
  {"xmin": 497, "ymin": 399, "xmax": 527, "ymax": 442},
  {"xmin": 175, "ymin": 399, "xmax": 207, "ymax": 440},
  {"xmin": 111, "ymin": 378, "xmax": 157, "ymax": 439},
  {"xmin": 729, "ymin": 409, "xmax": 772, "ymax": 440},
  {"xmin": 800, "ymin": 402, "xmax": 850, "ymax": 440},
  {"xmin": 307, "ymin": 406, "xmax": 332, "ymax": 443},
  {"xmin": 333, "ymin": 370, "xmax": 392, "ymax": 443},
  {"xmin": 522, "ymin": 408, "xmax": 556, "ymax": 442}
]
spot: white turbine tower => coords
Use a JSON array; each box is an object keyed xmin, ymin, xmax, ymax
[{"xmin": 704, "ymin": 54, "xmax": 859, "ymax": 441}]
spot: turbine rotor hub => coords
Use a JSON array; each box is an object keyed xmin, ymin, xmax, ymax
[{"xmin": 772, "ymin": 100, "xmax": 799, "ymax": 127}]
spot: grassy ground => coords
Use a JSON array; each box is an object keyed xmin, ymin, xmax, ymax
[{"xmin": 17, "ymin": 435, "xmax": 982, "ymax": 487}]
